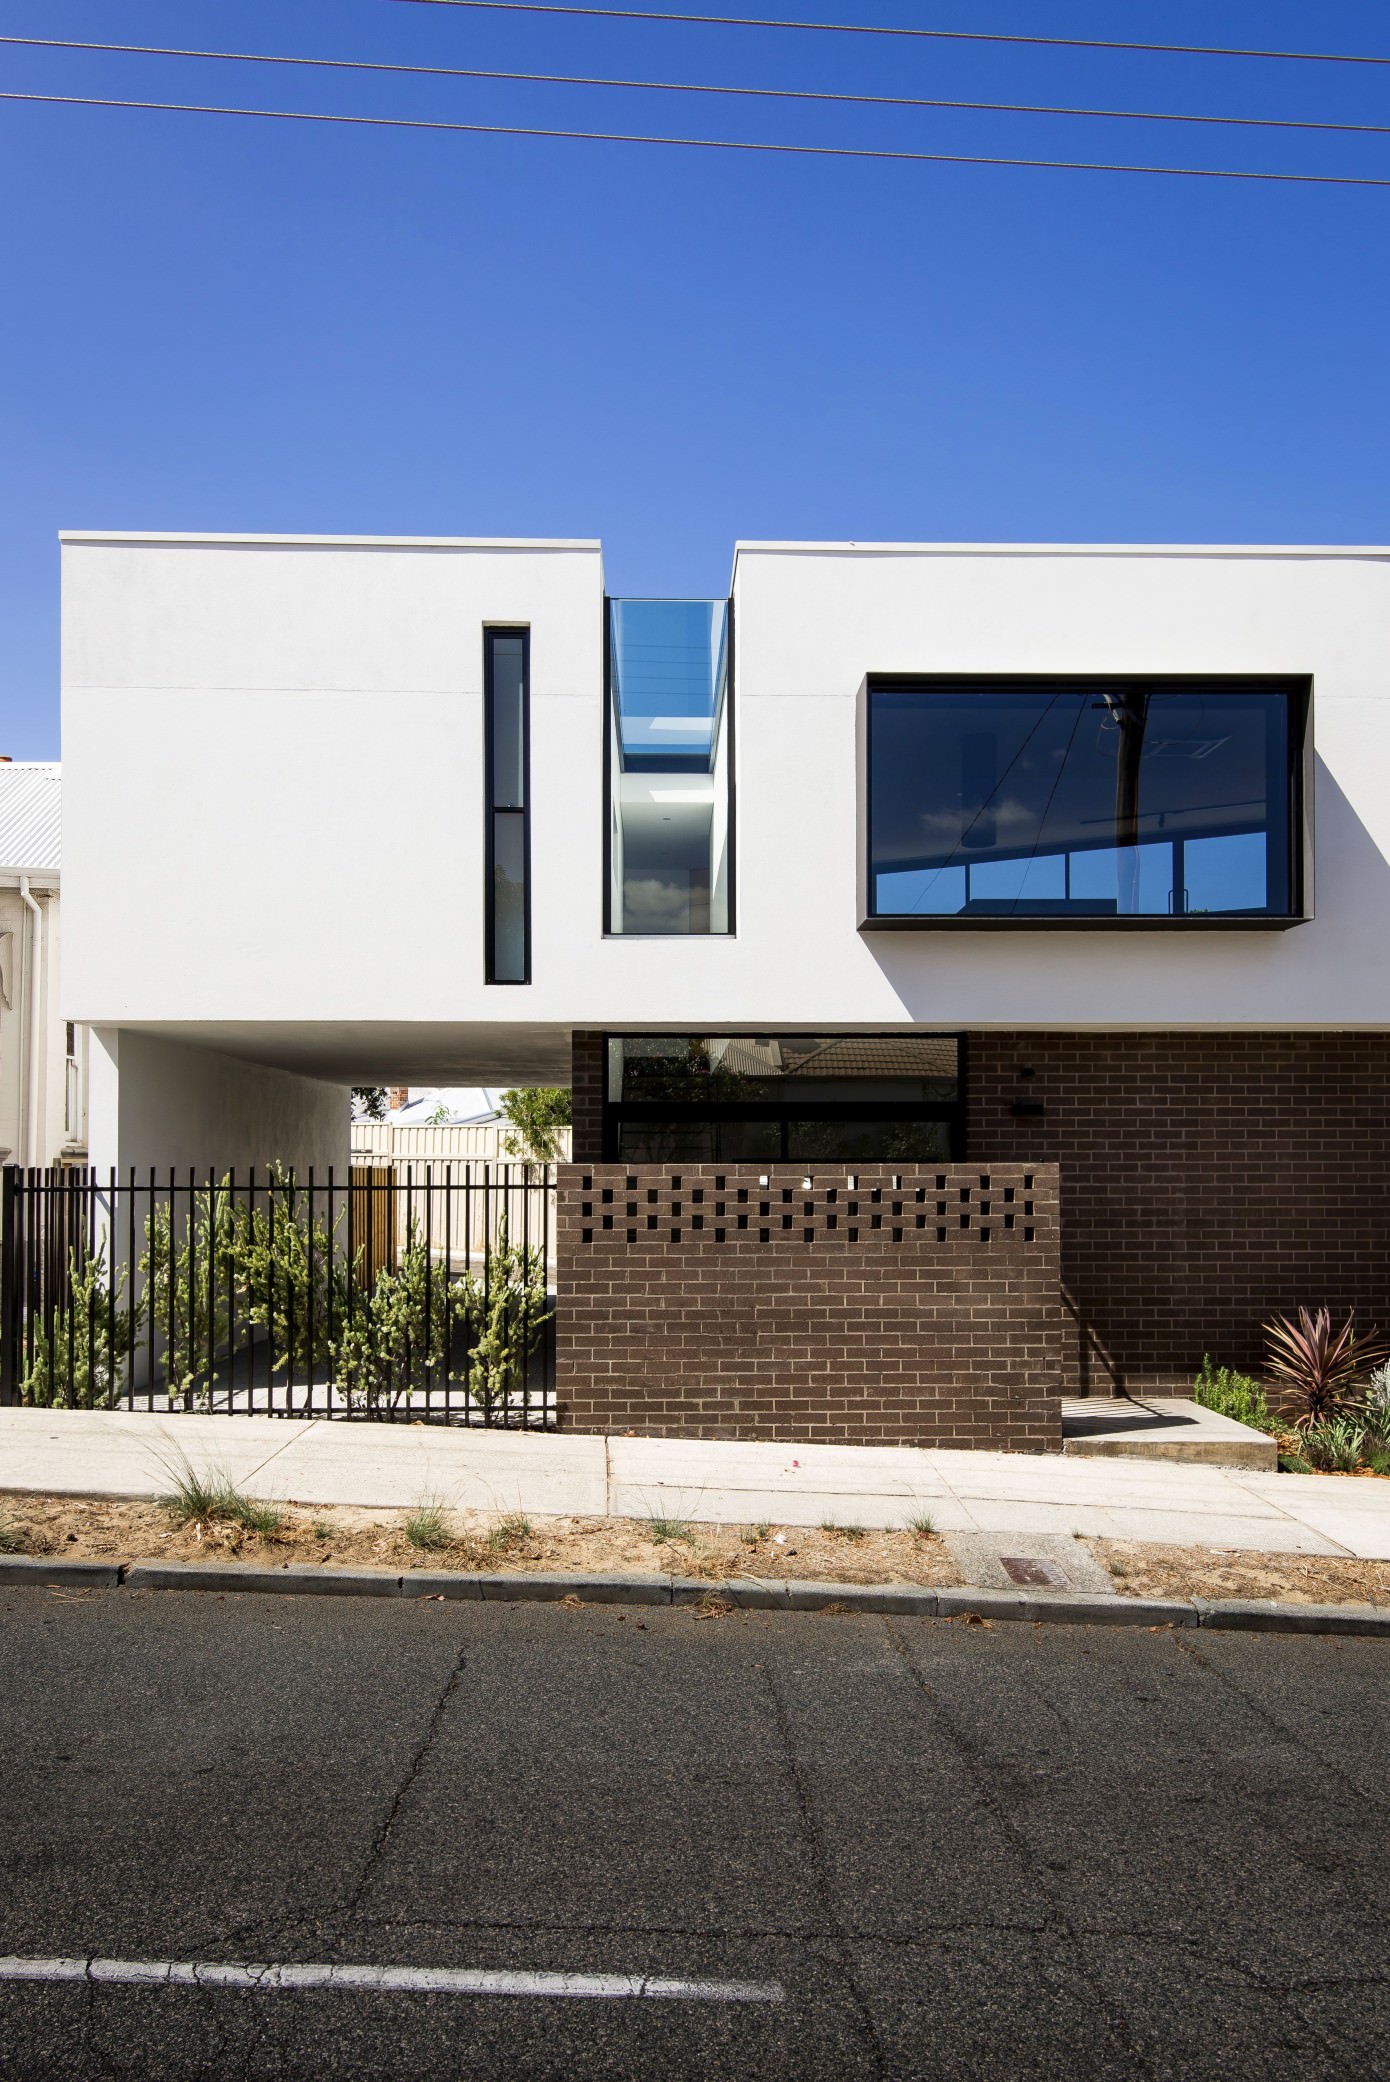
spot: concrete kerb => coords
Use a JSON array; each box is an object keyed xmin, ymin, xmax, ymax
[{"xmin": 1, "ymin": 1554, "xmax": 1388, "ymax": 1637}]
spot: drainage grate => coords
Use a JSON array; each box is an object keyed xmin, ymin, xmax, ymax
[{"xmin": 999, "ymin": 1555, "xmax": 1069, "ymax": 1589}]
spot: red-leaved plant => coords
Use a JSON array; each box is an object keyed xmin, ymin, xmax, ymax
[{"xmin": 1262, "ymin": 1307, "xmax": 1389, "ymax": 1432}]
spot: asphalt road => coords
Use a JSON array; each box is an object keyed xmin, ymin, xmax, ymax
[{"xmin": 0, "ymin": 1587, "xmax": 1386, "ymax": 2082}]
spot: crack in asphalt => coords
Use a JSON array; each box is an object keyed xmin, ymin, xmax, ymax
[
  {"xmin": 759, "ymin": 1661, "xmax": 889, "ymax": 2080},
  {"xmin": 1172, "ymin": 1629, "xmax": 1387, "ymax": 1811},
  {"xmin": 350, "ymin": 1908, "xmax": 1050, "ymax": 1941},
  {"xmin": 345, "ymin": 1640, "xmax": 470, "ymax": 1920},
  {"xmin": 884, "ymin": 1618, "xmax": 1161, "ymax": 2082}
]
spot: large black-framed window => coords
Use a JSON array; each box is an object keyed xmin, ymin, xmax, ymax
[
  {"xmin": 603, "ymin": 1033, "xmax": 964, "ymax": 1162},
  {"xmin": 485, "ymin": 627, "xmax": 530, "ymax": 983},
  {"xmin": 864, "ymin": 676, "xmax": 1309, "ymax": 929}
]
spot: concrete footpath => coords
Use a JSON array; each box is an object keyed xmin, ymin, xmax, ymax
[{"xmin": 3, "ymin": 1406, "xmax": 1390, "ymax": 1560}]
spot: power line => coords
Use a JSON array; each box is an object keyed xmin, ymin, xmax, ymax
[
  {"xmin": 5, "ymin": 87, "xmax": 1388, "ymax": 185},
  {"xmin": 6, "ymin": 35, "xmax": 1390, "ymax": 140},
  {"xmin": 386, "ymin": 0, "xmax": 1390, "ymax": 69}
]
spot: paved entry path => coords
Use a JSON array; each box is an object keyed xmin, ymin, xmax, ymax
[{"xmin": 2, "ymin": 1407, "xmax": 1389, "ymax": 1558}]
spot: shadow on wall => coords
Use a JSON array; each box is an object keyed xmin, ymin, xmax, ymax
[{"xmin": 859, "ymin": 759, "xmax": 1390, "ymax": 1396}]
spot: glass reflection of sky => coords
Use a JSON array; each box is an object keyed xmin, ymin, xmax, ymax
[
  {"xmin": 609, "ymin": 599, "xmax": 727, "ymax": 765},
  {"xmin": 870, "ymin": 683, "xmax": 1295, "ymax": 918}
]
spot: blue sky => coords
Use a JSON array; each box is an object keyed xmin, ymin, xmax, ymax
[{"xmin": 2, "ymin": 0, "xmax": 1388, "ymax": 755}]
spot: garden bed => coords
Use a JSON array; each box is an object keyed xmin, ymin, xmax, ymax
[
  {"xmin": 1090, "ymin": 1538, "xmax": 1390, "ymax": 1607},
  {"xmin": 0, "ymin": 1496, "xmax": 964, "ymax": 1589}
]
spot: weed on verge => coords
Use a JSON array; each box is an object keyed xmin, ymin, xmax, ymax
[
  {"xmin": 645, "ymin": 1516, "xmax": 694, "ymax": 1545},
  {"xmin": 403, "ymin": 1499, "xmax": 452, "ymax": 1553},
  {"xmin": 156, "ymin": 1453, "xmax": 284, "ymax": 1537}
]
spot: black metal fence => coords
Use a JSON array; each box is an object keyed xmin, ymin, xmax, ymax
[{"xmin": 0, "ymin": 1163, "xmax": 558, "ymax": 1425}]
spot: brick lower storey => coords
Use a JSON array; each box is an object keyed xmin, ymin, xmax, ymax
[
  {"xmin": 968, "ymin": 1030, "xmax": 1390, "ymax": 1397},
  {"xmin": 566, "ymin": 1030, "xmax": 1390, "ymax": 1435}
]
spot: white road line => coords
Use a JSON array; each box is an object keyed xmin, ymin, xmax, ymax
[{"xmin": 0, "ymin": 1956, "xmax": 784, "ymax": 2003}]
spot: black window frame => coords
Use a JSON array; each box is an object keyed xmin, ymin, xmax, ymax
[
  {"xmin": 484, "ymin": 625, "xmax": 532, "ymax": 985},
  {"xmin": 601, "ymin": 1031, "xmax": 966, "ymax": 1162},
  {"xmin": 861, "ymin": 673, "xmax": 1311, "ymax": 932}
]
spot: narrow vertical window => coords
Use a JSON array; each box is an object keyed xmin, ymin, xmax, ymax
[{"xmin": 485, "ymin": 628, "xmax": 530, "ymax": 983}]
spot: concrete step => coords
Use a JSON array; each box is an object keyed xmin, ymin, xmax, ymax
[{"xmin": 1062, "ymin": 1396, "xmax": 1278, "ymax": 1471}]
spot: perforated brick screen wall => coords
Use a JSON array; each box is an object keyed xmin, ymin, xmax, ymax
[
  {"xmin": 569, "ymin": 1028, "xmax": 1390, "ymax": 1406},
  {"xmin": 555, "ymin": 1163, "xmax": 1062, "ymax": 1449}
]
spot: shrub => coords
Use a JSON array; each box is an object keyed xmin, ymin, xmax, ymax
[
  {"xmin": 455, "ymin": 1222, "xmax": 552, "ymax": 1418},
  {"xmin": 1360, "ymin": 1362, "xmax": 1390, "ymax": 1449},
  {"xmin": 20, "ymin": 1241, "xmax": 134, "ymax": 1410},
  {"xmin": 141, "ymin": 1168, "xmax": 347, "ymax": 1404},
  {"xmin": 1193, "ymin": 1356, "xmax": 1274, "ymax": 1434},
  {"xmin": 330, "ymin": 1227, "xmax": 457, "ymax": 1416},
  {"xmin": 1300, "ymin": 1417, "xmax": 1368, "ymax": 1474},
  {"xmin": 228, "ymin": 1167, "xmax": 348, "ymax": 1384},
  {"xmin": 498, "ymin": 1087, "xmax": 571, "ymax": 1161},
  {"xmin": 1262, "ymin": 1308, "xmax": 1389, "ymax": 1432}
]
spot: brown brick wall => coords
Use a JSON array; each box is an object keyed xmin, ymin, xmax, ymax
[
  {"xmin": 556, "ymin": 1163, "xmax": 1062, "ymax": 1450},
  {"xmin": 571, "ymin": 1032, "xmax": 605, "ymax": 1160},
  {"xmin": 969, "ymin": 1031, "xmax": 1390, "ymax": 1396}
]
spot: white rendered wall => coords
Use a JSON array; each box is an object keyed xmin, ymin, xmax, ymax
[
  {"xmin": 729, "ymin": 545, "xmax": 1390, "ymax": 1030},
  {"xmin": 88, "ymin": 1028, "xmax": 349, "ymax": 1180},
  {"xmin": 61, "ymin": 536, "xmax": 1390, "ymax": 1085},
  {"xmin": 62, "ymin": 536, "xmax": 607, "ymax": 1025}
]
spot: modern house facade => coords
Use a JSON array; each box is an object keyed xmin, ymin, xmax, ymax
[{"xmin": 59, "ymin": 532, "xmax": 1390, "ymax": 1443}]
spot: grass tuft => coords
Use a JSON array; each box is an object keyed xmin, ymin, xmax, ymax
[
  {"xmin": 156, "ymin": 1452, "xmax": 283, "ymax": 1536},
  {"xmin": 906, "ymin": 1511, "xmax": 936, "ymax": 1539},
  {"xmin": 645, "ymin": 1516, "xmax": 693, "ymax": 1545},
  {"xmin": 487, "ymin": 1513, "xmax": 533, "ymax": 1553},
  {"xmin": 403, "ymin": 1499, "xmax": 452, "ymax": 1553},
  {"xmin": 821, "ymin": 1520, "xmax": 866, "ymax": 1541},
  {"xmin": 0, "ymin": 1512, "xmax": 25, "ymax": 1555}
]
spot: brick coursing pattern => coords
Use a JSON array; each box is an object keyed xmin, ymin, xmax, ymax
[
  {"xmin": 969, "ymin": 1031, "xmax": 1390, "ymax": 1398},
  {"xmin": 555, "ymin": 1163, "xmax": 1062, "ymax": 1450},
  {"xmin": 567, "ymin": 1026, "xmax": 1390, "ymax": 1411},
  {"xmin": 571, "ymin": 1031, "xmax": 606, "ymax": 1165}
]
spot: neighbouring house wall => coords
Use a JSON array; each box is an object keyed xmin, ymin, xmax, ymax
[
  {"xmin": 88, "ymin": 1027, "xmax": 349, "ymax": 1181},
  {"xmin": 0, "ymin": 881, "xmax": 72, "ymax": 1167},
  {"xmin": 556, "ymin": 1163, "xmax": 1062, "ymax": 1450},
  {"xmin": 969, "ymin": 1031, "xmax": 1390, "ymax": 1396}
]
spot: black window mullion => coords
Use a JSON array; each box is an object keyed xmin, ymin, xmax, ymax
[{"xmin": 485, "ymin": 628, "xmax": 531, "ymax": 984}]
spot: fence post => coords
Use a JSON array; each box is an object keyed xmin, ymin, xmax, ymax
[{"xmin": 0, "ymin": 1166, "xmax": 17, "ymax": 1406}]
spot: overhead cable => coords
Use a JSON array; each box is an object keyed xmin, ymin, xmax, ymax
[
  {"xmin": 386, "ymin": 0, "xmax": 1390, "ymax": 69},
  {"xmin": 6, "ymin": 35, "xmax": 1390, "ymax": 138},
  {"xmin": 4, "ymin": 88, "xmax": 1389, "ymax": 185}
]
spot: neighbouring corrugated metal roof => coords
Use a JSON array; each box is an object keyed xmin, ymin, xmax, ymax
[{"xmin": 0, "ymin": 762, "xmax": 61, "ymax": 872}]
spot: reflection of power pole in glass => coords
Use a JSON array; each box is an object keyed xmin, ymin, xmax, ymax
[{"xmin": 1099, "ymin": 690, "xmax": 1151, "ymax": 913}]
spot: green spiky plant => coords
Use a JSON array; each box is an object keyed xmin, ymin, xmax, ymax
[{"xmin": 1262, "ymin": 1308, "xmax": 1389, "ymax": 1433}]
